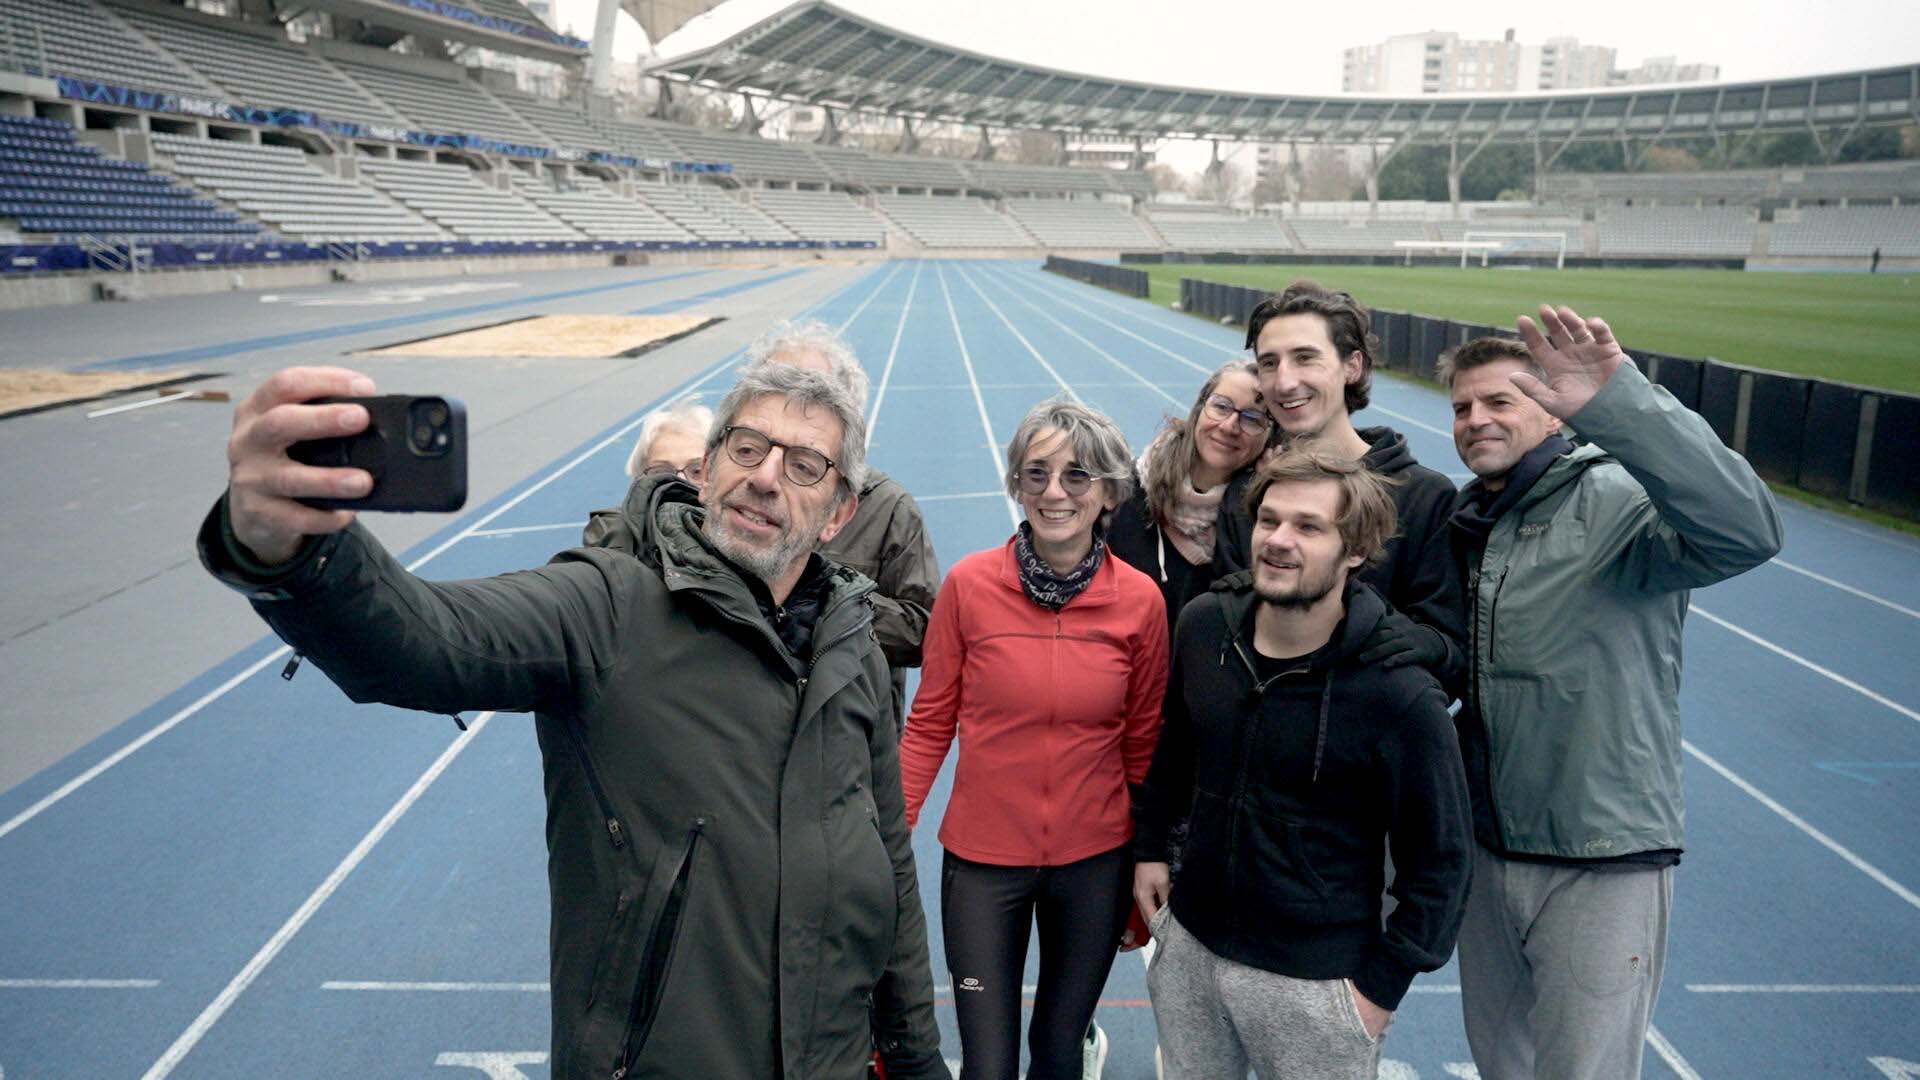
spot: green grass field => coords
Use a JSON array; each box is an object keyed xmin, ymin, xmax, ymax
[{"xmin": 1142, "ymin": 264, "xmax": 1920, "ymax": 395}]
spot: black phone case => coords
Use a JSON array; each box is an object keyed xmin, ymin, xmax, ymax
[{"xmin": 290, "ymin": 395, "xmax": 468, "ymax": 512}]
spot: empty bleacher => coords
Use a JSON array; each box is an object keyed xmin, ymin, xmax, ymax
[
  {"xmin": 0, "ymin": 0, "xmax": 220, "ymax": 96},
  {"xmin": 875, "ymin": 196, "xmax": 1035, "ymax": 248},
  {"xmin": 811, "ymin": 145, "xmax": 970, "ymax": 190},
  {"xmin": 508, "ymin": 172, "xmax": 691, "ymax": 243},
  {"xmin": 1, "ymin": 117, "xmax": 257, "ymax": 238},
  {"xmin": 151, "ymin": 133, "xmax": 441, "ymax": 242},
  {"xmin": 633, "ymin": 181, "xmax": 750, "ymax": 242},
  {"xmin": 678, "ymin": 183, "xmax": 793, "ymax": 242},
  {"xmin": 109, "ymin": 4, "xmax": 406, "ymax": 128},
  {"xmin": 1146, "ymin": 207, "xmax": 1292, "ymax": 251},
  {"xmin": 329, "ymin": 56, "xmax": 547, "ymax": 145},
  {"xmin": 752, "ymin": 190, "xmax": 887, "ymax": 245},
  {"xmin": 1005, "ymin": 199, "xmax": 1159, "ymax": 248},
  {"xmin": 584, "ymin": 118, "xmax": 686, "ymax": 163},
  {"xmin": 1597, "ymin": 206, "xmax": 1756, "ymax": 257},
  {"xmin": 354, "ymin": 156, "xmax": 579, "ymax": 241},
  {"xmin": 1288, "ymin": 218, "xmax": 1430, "ymax": 253},
  {"xmin": 494, "ymin": 90, "xmax": 605, "ymax": 152},
  {"xmin": 658, "ymin": 126, "xmax": 832, "ymax": 185},
  {"xmin": 968, "ymin": 161, "xmax": 1116, "ymax": 196},
  {"xmin": 1769, "ymin": 206, "xmax": 1920, "ymax": 257}
]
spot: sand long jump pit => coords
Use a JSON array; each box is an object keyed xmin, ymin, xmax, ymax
[
  {"xmin": 356, "ymin": 313, "xmax": 721, "ymax": 360},
  {"xmin": 0, "ymin": 369, "xmax": 212, "ymax": 419}
]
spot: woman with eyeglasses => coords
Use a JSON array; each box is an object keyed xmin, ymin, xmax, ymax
[
  {"xmin": 623, "ymin": 401, "xmax": 714, "ymax": 488},
  {"xmin": 899, "ymin": 398, "xmax": 1170, "ymax": 1080},
  {"xmin": 1108, "ymin": 362, "xmax": 1272, "ymax": 641}
]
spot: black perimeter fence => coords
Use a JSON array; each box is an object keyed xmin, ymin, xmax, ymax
[{"xmin": 1039, "ymin": 257, "xmax": 1919, "ymax": 522}]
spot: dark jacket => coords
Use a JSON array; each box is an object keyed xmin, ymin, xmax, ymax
[
  {"xmin": 1133, "ymin": 574, "xmax": 1473, "ymax": 1011},
  {"xmin": 1108, "ymin": 479, "xmax": 1230, "ymax": 647},
  {"xmin": 1215, "ymin": 426, "xmax": 1466, "ymax": 687},
  {"xmin": 200, "ymin": 475, "xmax": 948, "ymax": 1080},
  {"xmin": 587, "ymin": 467, "xmax": 938, "ymax": 731}
]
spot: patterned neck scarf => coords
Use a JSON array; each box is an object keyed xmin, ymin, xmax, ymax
[{"xmin": 1013, "ymin": 520, "xmax": 1107, "ymax": 610}]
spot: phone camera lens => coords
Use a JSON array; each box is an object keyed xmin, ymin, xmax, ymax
[
  {"xmin": 413, "ymin": 424, "xmax": 434, "ymax": 449},
  {"xmin": 425, "ymin": 403, "xmax": 448, "ymax": 427}
]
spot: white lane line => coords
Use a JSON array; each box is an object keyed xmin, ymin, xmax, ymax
[
  {"xmin": 1646, "ymin": 1024, "xmax": 1705, "ymax": 1080},
  {"xmin": 1687, "ymin": 984, "xmax": 1920, "ymax": 993},
  {"xmin": 960, "ymin": 265, "xmax": 1183, "ymax": 407},
  {"xmin": 0, "ymin": 978, "xmax": 160, "ymax": 988},
  {"xmin": 322, "ymin": 980, "xmax": 549, "ymax": 992},
  {"xmin": 1684, "ymin": 739, "xmax": 1920, "ymax": 911},
  {"xmin": 466, "ymin": 522, "xmax": 588, "ymax": 538},
  {"xmin": 1692, "ymin": 605, "xmax": 1920, "ymax": 725},
  {"xmin": 0, "ymin": 647, "xmax": 291, "ymax": 842},
  {"xmin": 998, "ymin": 265, "xmax": 1215, "ymax": 375},
  {"xmin": 934, "ymin": 264, "xmax": 1020, "ymax": 529},
  {"xmin": 867, "ymin": 260, "xmax": 924, "ymax": 447},
  {"xmin": 1767, "ymin": 558, "xmax": 1920, "ymax": 621},
  {"xmin": 945, "ymin": 265, "xmax": 1078, "ymax": 401},
  {"xmin": 836, "ymin": 260, "xmax": 904, "ymax": 333},
  {"xmin": 889, "ymin": 381, "xmax": 1191, "ymax": 392},
  {"xmin": 916, "ymin": 491, "xmax": 1009, "ymax": 503},
  {"xmin": 1366, "ymin": 403, "xmax": 1451, "ymax": 439},
  {"xmin": 0, "ymin": 264, "xmax": 895, "ymax": 843},
  {"xmin": 1022, "ymin": 268, "xmax": 1238, "ymax": 357},
  {"xmin": 142, "ymin": 713, "xmax": 496, "ymax": 1080}
]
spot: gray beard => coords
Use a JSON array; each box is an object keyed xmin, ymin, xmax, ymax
[{"xmin": 704, "ymin": 510, "xmax": 814, "ymax": 585}]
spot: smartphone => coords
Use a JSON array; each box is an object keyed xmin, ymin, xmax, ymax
[{"xmin": 290, "ymin": 395, "xmax": 467, "ymax": 512}]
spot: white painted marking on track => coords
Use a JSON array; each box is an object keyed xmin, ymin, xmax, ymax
[
  {"xmin": 960, "ymin": 265, "xmax": 1183, "ymax": 407},
  {"xmin": 1684, "ymin": 739, "xmax": 1920, "ymax": 911},
  {"xmin": 947, "ymin": 266, "xmax": 1079, "ymax": 401},
  {"xmin": 465, "ymin": 521, "xmax": 589, "ymax": 538},
  {"xmin": 0, "ymin": 265, "xmax": 896, "ymax": 841},
  {"xmin": 1692, "ymin": 605, "xmax": 1920, "ymax": 724},
  {"xmin": 916, "ymin": 491, "xmax": 1011, "ymax": 503},
  {"xmin": 836, "ymin": 260, "xmax": 905, "ymax": 333},
  {"xmin": 1645, "ymin": 1024, "xmax": 1704, "ymax": 1080},
  {"xmin": 0, "ymin": 979, "xmax": 159, "ymax": 988},
  {"xmin": 324, "ymin": 981, "xmax": 549, "ymax": 992},
  {"xmin": 1871, "ymin": 1057, "xmax": 1920, "ymax": 1079},
  {"xmin": 1020, "ymin": 268, "xmax": 1236, "ymax": 358},
  {"xmin": 1001, "ymin": 265, "xmax": 1214, "ymax": 374},
  {"xmin": 434, "ymin": 1051, "xmax": 547, "ymax": 1080},
  {"xmin": 1687, "ymin": 984, "xmax": 1920, "ymax": 992},
  {"xmin": 934, "ymin": 264, "xmax": 1020, "ymax": 529},
  {"xmin": 866, "ymin": 260, "xmax": 923, "ymax": 447},
  {"xmin": 141, "ymin": 713, "xmax": 498, "ymax": 1080},
  {"xmin": 1366, "ymin": 403, "xmax": 1451, "ymax": 439},
  {"xmin": 1766, "ymin": 558, "xmax": 1920, "ymax": 620}
]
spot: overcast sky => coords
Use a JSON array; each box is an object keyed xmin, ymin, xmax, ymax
[{"xmin": 550, "ymin": 0, "xmax": 1919, "ymax": 171}]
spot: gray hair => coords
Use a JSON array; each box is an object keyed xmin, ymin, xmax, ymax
[
  {"xmin": 1003, "ymin": 397, "xmax": 1135, "ymax": 511},
  {"xmin": 710, "ymin": 361, "xmax": 868, "ymax": 497},
  {"xmin": 743, "ymin": 319, "xmax": 870, "ymax": 409},
  {"xmin": 626, "ymin": 401, "xmax": 715, "ymax": 478}
]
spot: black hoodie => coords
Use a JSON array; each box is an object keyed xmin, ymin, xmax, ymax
[
  {"xmin": 1133, "ymin": 573, "xmax": 1473, "ymax": 1011},
  {"xmin": 1215, "ymin": 425, "xmax": 1466, "ymax": 688}
]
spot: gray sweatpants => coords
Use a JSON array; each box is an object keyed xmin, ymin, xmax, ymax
[
  {"xmin": 1145, "ymin": 908, "xmax": 1388, "ymax": 1080},
  {"xmin": 1458, "ymin": 845, "xmax": 1673, "ymax": 1080}
]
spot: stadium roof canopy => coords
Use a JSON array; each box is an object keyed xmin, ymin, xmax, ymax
[
  {"xmin": 647, "ymin": 1, "xmax": 1920, "ymax": 153},
  {"xmin": 306, "ymin": 0, "xmax": 589, "ymax": 61}
]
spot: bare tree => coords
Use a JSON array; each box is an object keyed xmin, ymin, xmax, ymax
[
  {"xmin": 1145, "ymin": 163, "xmax": 1186, "ymax": 193},
  {"xmin": 1002, "ymin": 129, "xmax": 1065, "ymax": 165},
  {"xmin": 1190, "ymin": 160, "xmax": 1248, "ymax": 205},
  {"xmin": 1300, "ymin": 146, "xmax": 1357, "ymax": 200}
]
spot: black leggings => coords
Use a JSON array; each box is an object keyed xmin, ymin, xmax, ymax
[{"xmin": 940, "ymin": 845, "xmax": 1133, "ymax": 1080}]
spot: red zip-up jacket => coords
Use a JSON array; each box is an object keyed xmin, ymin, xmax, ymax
[{"xmin": 900, "ymin": 538, "xmax": 1169, "ymax": 866}]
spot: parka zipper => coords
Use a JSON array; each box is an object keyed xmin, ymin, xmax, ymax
[
  {"xmin": 1470, "ymin": 562, "xmax": 1512, "ymax": 849},
  {"xmin": 559, "ymin": 719, "xmax": 631, "ymax": 854},
  {"xmin": 611, "ymin": 816, "xmax": 708, "ymax": 1080}
]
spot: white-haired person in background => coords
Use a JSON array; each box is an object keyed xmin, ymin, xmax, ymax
[
  {"xmin": 744, "ymin": 319, "xmax": 940, "ymax": 735},
  {"xmin": 624, "ymin": 401, "xmax": 715, "ymax": 487}
]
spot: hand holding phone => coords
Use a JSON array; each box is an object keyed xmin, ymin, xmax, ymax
[
  {"xmin": 289, "ymin": 394, "xmax": 466, "ymax": 513},
  {"xmin": 226, "ymin": 368, "xmax": 466, "ymax": 567}
]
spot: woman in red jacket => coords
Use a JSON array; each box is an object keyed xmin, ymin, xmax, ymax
[{"xmin": 900, "ymin": 398, "xmax": 1169, "ymax": 1080}]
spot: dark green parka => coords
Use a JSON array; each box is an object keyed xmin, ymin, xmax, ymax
[{"xmin": 200, "ymin": 475, "xmax": 948, "ymax": 1080}]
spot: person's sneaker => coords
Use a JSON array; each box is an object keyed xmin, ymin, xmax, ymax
[{"xmin": 1081, "ymin": 1021, "xmax": 1109, "ymax": 1080}]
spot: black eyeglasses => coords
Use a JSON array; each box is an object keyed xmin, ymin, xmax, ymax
[
  {"xmin": 1203, "ymin": 394, "xmax": 1273, "ymax": 436},
  {"xmin": 641, "ymin": 459, "xmax": 705, "ymax": 483},
  {"xmin": 1016, "ymin": 465, "xmax": 1098, "ymax": 497},
  {"xmin": 721, "ymin": 425, "xmax": 839, "ymax": 487}
]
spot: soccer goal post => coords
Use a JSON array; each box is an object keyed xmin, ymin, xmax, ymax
[{"xmin": 1462, "ymin": 231, "xmax": 1570, "ymax": 270}]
